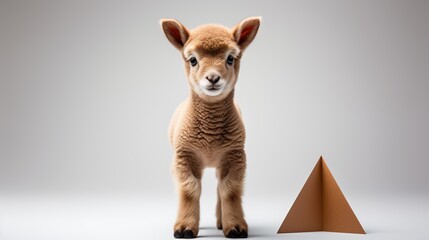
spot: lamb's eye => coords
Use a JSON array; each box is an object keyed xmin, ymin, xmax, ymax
[
  {"xmin": 189, "ymin": 57, "xmax": 198, "ymax": 67},
  {"xmin": 226, "ymin": 55, "xmax": 234, "ymax": 65}
]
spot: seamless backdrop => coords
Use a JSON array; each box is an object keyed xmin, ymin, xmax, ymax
[{"xmin": 0, "ymin": 0, "xmax": 428, "ymax": 239}]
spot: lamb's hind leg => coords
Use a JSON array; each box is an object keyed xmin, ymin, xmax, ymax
[
  {"xmin": 173, "ymin": 151, "xmax": 202, "ymax": 238},
  {"xmin": 216, "ymin": 181, "xmax": 222, "ymax": 230},
  {"xmin": 218, "ymin": 150, "xmax": 248, "ymax": 238}
]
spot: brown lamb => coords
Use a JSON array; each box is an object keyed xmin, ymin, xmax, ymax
[{"xmin": 161, "ymin": 17, "xmax": 260, "ymax": 238}]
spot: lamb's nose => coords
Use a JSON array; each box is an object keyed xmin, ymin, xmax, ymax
[{"xmin": 206, "ymin": 74, "xmax": 220, "ymax": 84}]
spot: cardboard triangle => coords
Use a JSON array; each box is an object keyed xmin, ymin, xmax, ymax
[{"xmin": 278, "ymin": 156, "xmax": 365, "ymax": 234}]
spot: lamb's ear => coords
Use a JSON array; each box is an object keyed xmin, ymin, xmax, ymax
[
  {"xmin": 160, "ymin": 19, "xmax": 190, "ymax": 50},
  {"xmin": 232, "ymin": 16, "xmax": 261, "ymax": 51}
]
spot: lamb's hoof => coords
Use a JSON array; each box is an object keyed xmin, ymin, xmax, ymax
[
  {"xmin": 226, "ymin": 227, "xmax": 247, "ymax": 238},
  {"xmin": 174, "ymin": 230, "xmax": 183, "ymax": 238},
  {"xmin": 174, "ymin": 229, "xmax": 196, "ymax": 238},
  {"xmin": 217, "ymin": 222, "xmax": 223, "ymax": 230}
]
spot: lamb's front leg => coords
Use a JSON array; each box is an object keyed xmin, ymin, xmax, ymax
[
  {"xmin": 173, "ymin": 151, "xmax": 202, "ymax": 238},
  {"xmin": 218, "ymin": 149, "xmax": 248, "ymax": 238}
]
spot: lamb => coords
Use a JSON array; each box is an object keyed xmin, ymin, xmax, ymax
[{"xmin": 160, "ymin": 17, "xmax": 260, "ymax": 238}]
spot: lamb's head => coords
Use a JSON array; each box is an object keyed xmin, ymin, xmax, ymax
[{"xmin": 161, "ymin": 17, "xmax": 260, "ymax": 102}]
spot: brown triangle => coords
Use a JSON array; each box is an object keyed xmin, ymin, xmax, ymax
[{"xmin": 278, "ymin": 156, "xmax": 365, "ymax": 234}]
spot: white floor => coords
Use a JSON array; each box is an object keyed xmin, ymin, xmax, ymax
[{"xmin": 1, "ymin": 192, "xmax": 428, "ymax": 240}]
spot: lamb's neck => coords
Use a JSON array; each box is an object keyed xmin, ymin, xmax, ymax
[{"xmin": 190, "ymin": 91, "xmax": 235, "ymax": 124}]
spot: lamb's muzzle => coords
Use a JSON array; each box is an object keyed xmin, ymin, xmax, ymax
[{"xmin": 206, "ymin": 73, "xmax": 220, "ymax": 84}]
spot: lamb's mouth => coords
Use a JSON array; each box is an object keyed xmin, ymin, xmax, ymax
[{"xmin": 206, "ymin": 86, "xmax": 223, "ymax": 91}]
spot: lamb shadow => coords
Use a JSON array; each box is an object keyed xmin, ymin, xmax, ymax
[
  {"xmin": 198, "ymin": 226, "xmax": 279, "ymax": 239},
  {"xmin": 199, "ymin": 226, "xmax": 218, "ymax": 230}
]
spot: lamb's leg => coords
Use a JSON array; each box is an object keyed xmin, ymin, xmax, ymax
[
  {"xmin": 218, "ymin": 150, "xmax": 248, "ymax": 238},
  {"xmin": 173, "ymin": 152, "xmax": 202, "ymax": 238},
  {"xmin": 216, "ymin": 180, "xmax": 222, "ymax": 230}
]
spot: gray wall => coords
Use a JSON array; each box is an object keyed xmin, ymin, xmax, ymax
[{"xmin": 1, "ymin": 0, "xmax": 428, "ymax": 199}]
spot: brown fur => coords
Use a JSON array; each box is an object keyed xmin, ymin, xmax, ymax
[{"xmin": 161, "ymin": 17, "xmax": 260, "ymax": 238}]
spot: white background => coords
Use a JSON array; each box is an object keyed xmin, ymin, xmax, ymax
[{"xmin": 1, "ymin": 0, "xmax": 428, "ymax": 239}]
